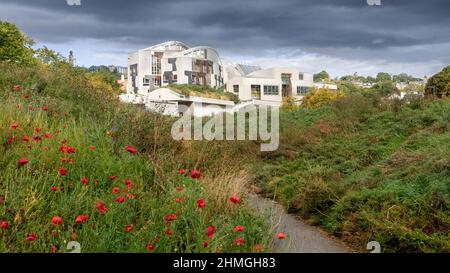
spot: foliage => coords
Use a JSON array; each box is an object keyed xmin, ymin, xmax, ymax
[
  {"xmin": 0, "ymin": 21, "xmax": 36, "ymax": 65},
  {"xmin": 168, "ymin": 84, "xmax": 239, "ymax": 103},
  {"xmin": 301, "ymin": 88, "xmax": 346, "ymax": 109},
  {"xmin": 370, "ymin": 80, "xmax": 399, "ymax": 97},
  {"xmin": 425, "ymin": 66, "xmax": 450, "ymax": 98},
  {"xmin": 376, "ymin": 72, "xmax": 392, "ymax": 82},
  {"xmin": 313, "ymin": 70, "xmax": 330, "ymax": 82}
]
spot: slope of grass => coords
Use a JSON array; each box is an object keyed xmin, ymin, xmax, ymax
[
  {"xmin": 0, "ymin": 63, "xmax": 272, "ymax": 253},
  {"xmin": 256, "ymin": 95, "xmax": 450, "ymax": 252}
]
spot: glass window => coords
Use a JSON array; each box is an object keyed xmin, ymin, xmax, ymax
[
  {"xmin": 299, "ymin": 73, "xmax": 304, "ymax": 80},
  {"xmin": 143, "ymin": 78, "xmax": 150, "ymax": 86},
  {"xmin": 251, "ymin": 85, "xmax": 261, "ymax": 98},
  {"xmin": 297, "ymin": 86, "xmax": 311, "ymax": 95},
  {"xmin": 263, "ymin": 85, "xmax": 279, "ymax": 95},
  {"xmin": 233, "ymin": 85, "xmax": 239, "ymax": 93}
]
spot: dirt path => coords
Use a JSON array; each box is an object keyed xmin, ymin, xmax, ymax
[{"xmin": 248, "ymin": 194, "xmax": 355, "ymax": 253}]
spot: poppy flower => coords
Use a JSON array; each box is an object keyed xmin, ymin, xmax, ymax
[
  {"xmin": 51, "ymin": 186, "xmax": 59, "ymax": 192},
  {"xmin": 189, "ymin": 169, "xmax": 201, "ymax": 179},
  {"xmin": 277, "ymin": 232, "xmax": 286, "ymax": 240},
  {"xmin": 124, "ymin": 224, "xmax": 134, "ymax": 233},
  {"xmin": 146, "ymin": 243, "xmax": 154, "ymax": 251},
  {"xmin": 0, "ymin": 221, "xmax": 9, "ymax": 229},
  {"xmin": 26, "ymin": 233, "xmax": 37, "ymax": 242},
  {"xmin": 71, "ymin": 232, "xmax": 77, "ymax": 241},
  {"xmin": 112, "ymin": 187, "xmax": 120, "ymax": 194},
  {"xmin": 44, "ymin": 133, "xmax": 52, "ymax": 139},
  {"xmin": 176, "ymin": 186, "xmax": 183, "ymax": 191},
  {"xmin": 24, "ymin": 95, "xmax": 30, "ymax": 99},
  {"xmin": 115, "ymin": 196, "xmax": 126, "ymax": 203},
  {"xmin": 13, "ymin": 85, "xmax": 22, "ymax": 91},
  {"xmin": 81, "ymin": 178, "xmax": 89, "ymax": 185},
  {"xmin": 42, "ymin": 105, "xmax": 49, "ymax": 111},
  {"xmin": 127, "ymin": 193, "xmax": 136, "ymax": 199},
  {"xmin": 7, "ymin": 137, "xmax": 13, "ymax": 144},
  {"xmin": 59, "ymin": 168, "xmax": 67, "ymax": 177},
  {"xmin": 197, "ymin": 199, "xmax": 206, "ymax": 209},
  {"xmin": 175, "ymin": 197, "xmax": 185, "ymax": 203},
  {"xmin": 50, "ymin": 245, "xmax": 59, "ymax": 253},
  {"xmin": 89, "ymin": 145, "xmax": 95, "ymax": 151},
  {"xmin": 253, "ymin": 244, "xmax": 263, "ymax": 252},
  {"xmin": 52, "ymin": 216, "xmax": 63, "ymax": 226},
  {"xmin": 18, "ymin": 157, "xmax": 29, "ymax": 167},
  {"xmin": 74, "ymin": 215, "xmax": 89, "ymax": 225},
  {"xmin": 32, "ymin": 136, "xmax": 42, "ymax": 143},
  {"xmin": 16, "ymin": 104, "xmax": 21, "ymax": 108},
  {"xmin": 235, "ymin": 237, "xmax": 245, "ymax": 246},
  {"xmin": 206, "ymin": 225, "xmax": 215, "ymax": 239},
  {"xmin": 126, "ymin": 146, "xmax": 137, "ymax": 154},
  {"xmin": 165, "ymin": 214, "xmax": 177, "ymax": 222},
  {"xmin": 21, "ymin": 135, "xmax": 30, "ymax": 142},
  {"xmin": 109, "ymin": 175, "xmax": 116, "ymax": 181},
  {"xmin": 229, "ymin": 196, "xmax": 241, "ymax": 204},
  {"xmin": 11, "ymin": 123, "xmax": 19, "ymax": 130},
  {"xmin": 96, "ymin": 202, "xmax": 107, "ymax": 214},
  {"xmin": 67, "ymin": 147, "xmax": 76, "ymax": 154},
  {"xmin": 125, "ymin": 179, "xmax": 133, "ymax": 189},
  {"xmin": 234, "ymin": 226, "xmax": 245, "ymax": 232},
  {"xmin": 179, "ymin": 169, "xmax": 186, "ymax": 175},
  {"xmin": 35, "ymin": 128, "xmax": 41, "ymax": 133},
  {"xmin": 165, "ymin": 228, "xmax": 173, "ymax": 235},
  {"xmin": 203, "ymin": 241, "xmax": 209, "ymax": 248}
]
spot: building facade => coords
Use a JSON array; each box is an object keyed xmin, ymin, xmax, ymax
[{"xmin": 127, "ymin": 41, "xmax": 225, "ymax": 95}]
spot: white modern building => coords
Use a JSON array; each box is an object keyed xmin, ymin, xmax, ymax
[{"xmin": 127, "ymin": 41, "xmax": 224, "ymax": 95}]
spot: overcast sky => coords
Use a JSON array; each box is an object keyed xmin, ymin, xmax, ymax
[{"xmin": 1, "ymin": 0, "xmax": 449, "ymax": 78}]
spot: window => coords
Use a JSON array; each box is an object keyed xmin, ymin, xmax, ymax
[
  {"xmin": 251, "ymin": 84, "xmax": 261, "ymax": 98},
  {"xmin": 173, "ymin": 74, "xmax": 178, "ymax": 82},
  {"xmin": 153, "ymin": 78, "xmax": 160, "ymax": 87},
  {"xmin": 143, "ymin": 78, "xmax": 150, "ymax": 86},
  {"xmin": 263, "ymin": 85, "xmax": 279, "ymax": 95},
  {"xmin": 151, "ymin": 55, "xmax": 161, "ymax": 75},
  {"xmin": 233, "ymin": 85, "xmax": 239, "ymax": 93},
  {"xmin": 297, "ymin": 86, "xmax": 310, "ymax": 95},
  {"xmin": 299, "ymin": 73, "xmax": 304, "ymax": 80}
]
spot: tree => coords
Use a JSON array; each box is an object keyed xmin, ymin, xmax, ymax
[
  {"xmin": 314, "ymin": 70, "xmax": 330, "ymax": 82},
  {"xmin": 301, "ymin": 88, "xmax": 345, "ymax": 108},
  {"xmin": 0, "ymin": 21, "xmax": 35, "ymax": 65},
  {"xmin": 35, "ymin": 46, "xmax": 66, "ymax": 65},
  {"xmin": 376, "ymin": 72, "xmax": 392, "ymax": 82},
  {"xmin": 425, "ymin": 66, "xmax": 450, "ymax": 98},
  {"xmin": 371, "ymin": 80, "xmax": 399, "ymax": 97}
]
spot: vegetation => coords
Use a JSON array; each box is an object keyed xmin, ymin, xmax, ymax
[
  {"xmin": 168, "ymin": 84, "xmax": 239, "ymax": 103},
  {"xmin": 425, "ymin": 66, "xmax": 450, "ymax": 98},
  {"xmin": 301, "ymin": 88, "xmax": 346, "ymax": 109},
  {"xmin": 0, "ymin": 21, "xmax": 35, "ymax": 65}
]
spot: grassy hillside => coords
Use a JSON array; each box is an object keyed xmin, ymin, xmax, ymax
[
  {"xmin": 256, "ymin": 95, "xmax": 450, "ymax": 252},
  {"xmin": 0, "ymin": 63, "xmax": 272, "ymax": 253}
]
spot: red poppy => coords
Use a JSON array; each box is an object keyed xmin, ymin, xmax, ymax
[
  {"xmin": 125, "ymin": 179, "xmax": 133, "ymax": 189},
  {"xmin": 112, "ymin": 187, "xmax": 120, "ymax": 194},
  {"xmin": 189, "ymin": 169, "xmax": 201, "ymax": 179},
  {"xmin": 44, "ymin": 133, "xmax": 52, "ymax": 139},
  {"xmin": 124, "ymin": 224, "xmax": 134, "ymax": 233},
  {"xmin": 42, "ymin": 105, "xmax": 49, "ymax": 111},
  {"xmin": 89, "ymin": 145, "xmax": 95, "ymax": 151},
  {"xmin": 176, "ymin": 186, "xmax": 183, "ymax": 191},
  {"xmin": 96, "ymin": 202, "xmax": 107, "ymax": 214},
  {"xmin": 16, "ymin": 104, "xmax": 21, "ymax": 108},
  {"xmin": 203, "ymin": 241, "xmax": 209, "ymax": 248},
  {"xmin": 60, "ymin": 145, "xmax": 76, "ymax": 154},
  {"xmin": 253, "ymin": 244, "xmax": 263, "ymax": 252},
  {"xmin": 115, "ymin": 196, "xmax": 126, "ymax": 203},
  {"xmin": 81, "ymin": 178, "xmax": 89, "ymax": 185},
  {"xmin": 59, "ymin": 168, "xmax": 67, "ymax": 177},
  {"xmin": 18, "ymin": 157, "xmax": 29, "ymax": 167},
  {"xmin": 74, "ymin": 215, "xmax": 89, "ymax": 225},
  {"xmin": 21, "ymin": 135, "xmax": 30, "ymax": 142},
  {"xmin": 165, "ymin": 214, "xmax": 177, "ymax": 222},
  {"xmin": 229, "ymin": 196, "xmax": 241, "ymax": 204},
  {"xmin": 50, "ymin": 245, "xmax": 58, "ymax": 253},
  {"xmin": 127, "ymin": 193, "xmax": 136, "ymax": 199},
  {"xmin": 24, "ymin": 95, "xmax": 30, "ymax": 99},
  {"xmin": 7, "ymin": 137, "xmax": 13, "ymax": 144},
  {"xmin": 26, "ymin": 233, "xmax": 37, "ymax": 242},
  {"xmin": 165, "ymin": 228, "xmax": 173, "ymax": 235},
  {"xmin": 0, "ymin": 221, "xmax": 9, "ymax": 229},
  {"xmin": 175, "ymin": 197, "xmax": 185, "ymax": 203},
  {"xmin": 52, "ymin": 216, "xmax": 63, "ymax": 226},
  {"xmin": 146, "ymin": 243, "xmax": 154, "ymax": 251},
  {"xmin": 67, "ymin": 147, "xmax": 76, "ymax": 154},
  {"xmin": 11, "ymin": 123, "xmax": 19, "ymax": 130},
  {"xmin": 179, "ymin": 169, "xmax": 186, "ymax": 175},
  {"xmin": 197, "ymin": 199, "xmax": 206, "ymax": 209},
  {"xmin": 234, "ymin": 226, "xmax": 245, "ymax": 232},
  {"xmin": 207, "ymin": 225, "xmax": 215, "ymax": 239},
  {"xmin": 32, "ymin": 136, "xmax": 42, "ymax": 143},
  {"xmin": 235, "ymin": 237, "xmax": 245, "ymax": 246},
  {"xmin": 109, "ymin": 175, "xmax": 116, "ymax": 181},
  {"xmin": 277, "ymin": 232, "xmax": 286, "ymax": 240},
  {"xmin": 51, "ymin": 186, "xmax": 58, "ymax": 192},
  {"xmin": 126, "ymin": 146, "xmax": 137, "ymax": 154},
  {"xmin": 13, "ymin": 85, "xmax": 22, "ymax": 91}
]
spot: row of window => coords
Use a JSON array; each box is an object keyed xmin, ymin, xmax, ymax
[{"xmin": 233, "ymin": 84, "xmax": 311, "ymax": 95}]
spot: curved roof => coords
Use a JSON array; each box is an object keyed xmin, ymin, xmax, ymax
[{"xmin": 143, "ymin": 41, "xmax": 189, "ymax": 51}]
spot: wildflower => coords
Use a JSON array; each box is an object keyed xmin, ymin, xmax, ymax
[
  {"xmin": 146, "ymin": 243, "xmax": 154, "ymax": 251},
  {"xmin": 26, "ymin": 233, "xmax": 37, "ymax": 242},
  {"xmin": 35, "ymin": 128, "xmax": 41, "ymax": 133},
  {"xmin": 32, "ymin": 136, "xmax": 42, "ymax": 143},
  {"xmin": 109, "ymin": 175, "xmax": 116, "ymax": 181},
  {"xmin": 127, "ymin": 193, "xmax": 136, "ymax": 199},
  {"xmin": 124, "ymin": 224, "xmax": 134, "ymax": 233},
  {"xmin": 179, "ymin": 169, "xmax": 186, "ymax": 175},
  {"xmin": 51, "ymin": 186, "xmax": 59, "ymax": 192},
  {"xmin": 81, "ymin": 178, "xmax": 89, "ymax": 186},
  {"xmin": 11, "ymin": 123, "xmax": 19, "ymax": 130},
  {"xmin": 18, "ymin": 157, "xmax": 29, "ymax": 167},
  {"xmin": 112, "ymin": 187, "xmax": 120, "ymax": 194},
  {"xmin": 203, "ymin": 241, "xmax": 209, "ymax": 248},
  {"xmin": 7, "ymin": 137, "xmax": 13, "ymax": 144},
  {"xmin": 89, "ymin": 145, "xmax": 95, "ymax": 151},
  {"xmin": 165, "ymin": 228, "xmax": 172, "ymax": 235},
  {"xmin": 115, "ymin": 196, "xmax": 126, "ymax": 203},
  {"xmin": 125, "ymin": 179, "xmax": 133, "ymax": 189},
  {"xmin": 52, "ymin": 216, "xmax": 63, "ymax": 226},
  {"xmin": 277, "ymin": 232, "xmax": 286, "ymax": 240},
  {"xmin": 74, "ymin": 215, "xmax": 89, "ymax": 225},
  {"xmin": 59, "ymin": 168, "xmax": 67, "ymax": 177},
  {"xmin": 175, "ymin": 197, "xmax": 185, "ymax": 203},
  {"xmin": 197, "ymin": 199, "xmax": 206, "ymax": 209},
  {"xmin": 44, "ymin": 133, "xmax": 52, "ymax": 139},
  {"xmin": 126, "ymin": 146, "xmax": 137, "ymax": 154},
  {"xmin": 189, "ymin": 169, "xmax": 201, "ymax": 179},
  {"xmin": 21, "ymin": 135, "xmax": 30, "ymax": 142},
  {"xmin": 0, "ymin": 221, "xmax": 9, "ymax": 229},
  {"xmin": 13, "ymin": 85, "xmax": 22, "ymax": 91},
  {"xmin": 229, "ymin": 196, "xmax": 241, "ymax": 204},
  {"xmin": 207, "ymin": 225, "xmax": 215, "ymax": 239},
  {"xmin": 253, "ymin": 244, "xmax": 263, "ymax": 252},
  {"xmin": 96, "ymin": 202, "xmax": 107, "ymax": 214},
  {"xmin": 234, "ymin": 226, "xmax": 245, "ymax": 232},
  {"xmin": 176, "ymin": 186, "xmax": 183, "ymax": 191},
  {"xmin": 42, "ymin": 105, "xmax": 49, "ymax": 111},
  {"xmin": 235, "ymin": 237, "xmax": 245, "ymax": 246},
  {"xmin": 165, "ymin": 214, "xmax": 177, "ymax": 222},
  {"xmin": 50, "ymin": 245, "xmax": 58, "ymax": 253}
]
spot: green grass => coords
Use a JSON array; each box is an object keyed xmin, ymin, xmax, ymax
[
  {"xmin": 255, "ymin": 95, "xmax": 450, "ymax": 252},
  {"xmin": 0, "ymin": 63, "xmax": 272, "ymax": 253}
]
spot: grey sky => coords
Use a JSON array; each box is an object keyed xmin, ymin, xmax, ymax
[{"xmin": 0, "ymin": 0, "xmax": 449, "ymax": 77}]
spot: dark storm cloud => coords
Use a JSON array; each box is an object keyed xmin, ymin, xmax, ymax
[{"xmin": 0, "ymin": 0, "xmax": 449, "ymax": 74}]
